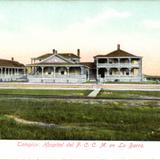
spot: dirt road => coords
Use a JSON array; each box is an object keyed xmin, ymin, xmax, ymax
[{"xmin": 0, "ymin": 82, "xmax": 160, "ymax": 91}]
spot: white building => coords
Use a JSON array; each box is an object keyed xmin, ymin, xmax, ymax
[
  {"xmin": 94, "ymin": 44, "xmax": 142, "ymax": 82},
  {"xmin": 26, "ymin": 49, "xmax": 91, "ymax": 83},
  {"xmin": 0, "ymin": 58, "xmax": 25, "ymax": 82},
  {"xmin": 0, "ymin": 45, "xmax": 143, "ymax": 83}
]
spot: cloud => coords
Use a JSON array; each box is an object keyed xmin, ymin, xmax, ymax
[
  {"xmin": 66, "ymin": 9, "xmax": 131, "ymax": 32},
  {"xmin": 143, "ymin": 20, "xmax": 160, "ymax": 29}
]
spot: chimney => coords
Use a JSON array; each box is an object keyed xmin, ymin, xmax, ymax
[
  {"xmin": 55, "ymin": 50, "xmax": 58, "ymax": 54},
  {"xmin": 117, "ymin": 44, "xmax": 120, "ymax": 50},
  {"xmin": 11, "ymin": 57, "xmax": 14, "ymax": 61},
  {"xmin": 77, "ymin": 49, "xmax": 80, "ymax": 57},
  {"xmin": 53, "ymin": 49, "xmax": 56, "ymax": 54}
]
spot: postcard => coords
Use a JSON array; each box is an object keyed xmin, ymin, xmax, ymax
[{"xmin": 0, "ymin": 0, "xmax": 160, "ymax": 159}]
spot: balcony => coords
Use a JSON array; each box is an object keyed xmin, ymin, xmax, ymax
[{"xmin": 97, "ymin": 63, "xmax": 140, "ymax": 68}]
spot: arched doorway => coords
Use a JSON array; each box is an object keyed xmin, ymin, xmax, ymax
[
  {"xmin": 56, "ymin": 67, "xmax": 68, "ymax": 75},
  {"xmin": 109, "ymin": 68, "xmax": 119, "ymax": 75},
  {"xmin": 98, "ymin": 68, "xmax": 107, "ymax": 78},
  {"xmin": 120, "ymin": 68, "xmax": 129, "ymax": 76}
]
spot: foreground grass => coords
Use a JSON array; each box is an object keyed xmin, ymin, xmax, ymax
[
  {"xmin": 0, "ymin": 89, "xmax": 91, "ymax": 97},
  {"xmin": 98, "ymin": 90, "xmax": 160, "ymax": 98},
  {"xmin": 0, "ymin": 97, "xmax": 160, "ymax": 140}
]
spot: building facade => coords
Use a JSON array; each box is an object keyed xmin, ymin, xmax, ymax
[
  {"xmin": 0, "ymin": 45, "xmax": 143, "ymax": 83},
  {"xmin": 0, "ymin": 58, "xmax": 26, "ymax": 82},
  {"xmin": 26, "ymin": 49, "xmax": 91, "ymax": 83},
  {"xmin": 94, "ymin": 44, "xmax": 142, "ymax": 82}
]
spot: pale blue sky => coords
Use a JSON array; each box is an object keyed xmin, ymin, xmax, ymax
[{"xmin": 0, "ymin": 1, "xmax": 160, "ymax": 75}]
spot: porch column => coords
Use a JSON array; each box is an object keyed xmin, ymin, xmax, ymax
[
  {"xmin": 17, "ymin": 68, "xmax": 19, "ymax": 75},
  {"xmin": 41, "ymin": 67, "xmax": 44, "ymax": 76},
  {"xmin": 80, "ymin": 66, "xmax": 84, "ymax": 75},
  {"xmin": 53, "ymin": 67, "xmax": 56, "ymax": 77},
  {"xmin": 96, "ymin": 67, "xmax": 99, "ymax": 80},
  {"xmin": 86, "ymin": 69, "xmax": 90, "ymax": 81},
  {"xmin": 7, "ymin": 68, "xmax": 9, "ymax": 75},
  {"xmin": 96, "ymin": 58, "xmax": 99, "ymax": 66},
  {"xmin": 0, "ymin": 68, "xmax": 2, "ymax": 75},
  {"xmin": 139, "ymin": 58, "xmax": 142, "ymax": 78},
  {"xmin": 129, "ymin": 58, "xmax": 131, "ymax": 64},
  {"xmin": 14, "ymin": 68, "xmax": 16, "ymax": 75},
  {"xmin": 33, "ymin": 67, "xmax": 36, "ymax": 74},
  {"xmin": 129, "ymin": 68, "xmax": 131, "ymax": 76},
  {"xmin": 118, "ymin": 58, "xmax": 120, "ymax": 65},
  {"xmin": 67, "ymin": 67, "xmax": 69, "ymax": 76},
  {"xmin": 23, "ymin": 68, "xmax": 26, "ymax": 75}
]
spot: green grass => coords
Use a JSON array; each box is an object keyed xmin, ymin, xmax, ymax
[
  {"xmin": 0, "ymin": 97, "xmax": 160, "ymax": 140},
  {"xmin": 0, "ymin": 89, "xmax": 91, "ymax": 97},
  {"xmin": 104, "ymin": 81, "xmax": 160, "ymax": 84},
  {"xmin": 98, "ymin": 90, "xmax": 160, "ymax": 98}
]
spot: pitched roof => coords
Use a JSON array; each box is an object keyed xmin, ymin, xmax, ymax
[
  {"xmin": 144, "ymin": 75, "xmax": 160, "ymax": 79},
  {"xmin": 95, "ymin": 49, "xmax": 138, "ymax": 58},
  {"xmin": 27, "ymin": 62, "xmax": 93, "ymax": 68},
  {"xmin": 59, "ymin": 53, "xmax": 79, "ymax": 58},
  {"xmin": 31, "ymin": 63, "xmax": 78, "ymax": 65},
  {"xmin": 0, "ymin": 59, "xmax": 24, "ymax": 67},
  {"xmin": 80, "ymin": 62, "xmax": 96, "ymax": 69},
  {"xmin": 36, "ymin": 53, "xmax": 53, "ymax": 60},
  {"xmin": 95, "ymin": 45, "xmax": 139, "ymax": 58},
  {"xmin": 35, "ymin": 53, "xmax": 79, "ymax": 60}
]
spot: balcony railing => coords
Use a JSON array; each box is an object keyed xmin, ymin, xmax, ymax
[
  {"xmin": 0, "ymin": 74, "xmax": 26, "ymax": 78},
  {"xmin": 27, "ymin": 74, "xmax": 86, "ymax": 79},
  {"xmin": 98, "ymin": 74, "xmax": 141, "ymax": 79},
  {"xmin": 97, "ymin": 63, "xmax": 140, "ymax": 68}
]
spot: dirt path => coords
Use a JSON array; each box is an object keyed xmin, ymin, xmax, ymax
[
  {"xmin": 0, "ymin": 82, "xmax": 160, "ymax": 91},
  {"xmin": 6, "ymin": 115, "xmax": 57, "ymax": 128},
  {"xmin": 5, "ymin": 115, "xmax": 89, "ymax": 130}
]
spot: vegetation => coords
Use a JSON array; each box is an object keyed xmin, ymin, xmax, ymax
[
  {"xmin": 0, "ymin": 96, "xmax": 160, "ymax": 140},
  {"xmin": 98, "ymin": 90, "xmax": 160, "ymax": 98},
  {"xmin": 104, "ymin": 81, "xmax": 160, "ymax": 84},
  {"xmin": 0, "ymin": 89, "xmax": 91, "ymax": 97}
]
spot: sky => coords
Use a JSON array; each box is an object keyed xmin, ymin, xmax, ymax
[{"xmin": 0, "ymin": 0, "xmax": 160, "ymax": 75}]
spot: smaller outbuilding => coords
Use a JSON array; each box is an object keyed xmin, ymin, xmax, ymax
[{"xmin": 0, "ymin": 58, "xmax": 26, "ymax": 82}]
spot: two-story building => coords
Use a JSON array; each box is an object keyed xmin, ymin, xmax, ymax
[
  {"xmin": 26, "ymin": 49, "xmax": 92, "ymax": 83},
  {"xmin": 94, "ymin": 44, "xmax": 142, "ymax": 82}
]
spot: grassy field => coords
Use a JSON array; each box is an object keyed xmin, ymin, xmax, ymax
[
  {"xmin": 0, "ymin": 96, "xmax": 160, "ymax": 140},
  {"xmin": 103, "ymin": 81, "xmax": 160, "ymax": 84},
  {"xmin": 0, "ymin": 89, "xmax": 91, "ymax": 97},
  {"xmin": 98, "ymin": 90, "xmax": 160, "ymax": 98}
]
